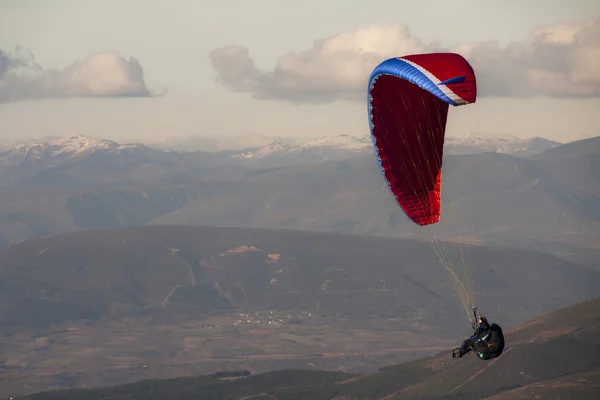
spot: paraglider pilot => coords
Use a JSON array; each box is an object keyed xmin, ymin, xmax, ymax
[{"xmin": 453, "ymin": 314, "xmax": 505, "ymax": 360}]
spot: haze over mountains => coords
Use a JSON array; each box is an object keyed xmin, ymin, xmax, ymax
[{"xmin": 0, "ymin": 133, "xmax": 596, "ymax": 265}]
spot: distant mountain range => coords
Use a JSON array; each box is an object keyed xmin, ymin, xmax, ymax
[
  {"xmin": 444, "ymin": 134, "xmax": 561, "ymax": 155},
  {"xmin": 228, "ymin": 133, "xmax": 561, "ymax": 166},
  {"xmin": 0, "ymin": 133, "xmax": 561, "ymax": 175},
  {"xmin": 0, "ymin": 134, "xmax": 595, "ymax": 266},
  {"xmin": 0, "ymin": 135, "xmax": 150, "ymax": 165},
  {"xmin": 0, "ymin": 134, "xmax": 234, "ymax": 189},
  {"xmin": 229, "ymin": 134, "xmax": 373, "ymax": 166}
]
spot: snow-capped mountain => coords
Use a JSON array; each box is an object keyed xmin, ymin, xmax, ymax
[
  {"xmin": 0, "ymin": 135, "xmax": 204, "ymax": 188},
  {"xmin": 0, "ymin": 134, "xmax": 158, "ymax": 167},
  {"xmin": 233, "ymin": 142, "xmax": 294, "ymax": 159},
  {"xmin": 444, "ymin": 134, "xmax": 561, "ymax": 156},
  {"xmin": 229, "ymin": 133, "xmax": 561, "ymax": 165},
  {"xmin": 231, "ymin": 134, "xmax": 372, "ymax": 165},
  {"xmin": 0, "ymin": 133, "xmax": 563, "ymax": 187}
]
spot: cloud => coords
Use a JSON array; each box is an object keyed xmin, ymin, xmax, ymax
[
  {"xmin": 0, "ymin": 46, "xmax": 162, "ymax": 104},
  {"xmin": 209, "ymin": 18, "xmax": 600, "ymax": 103}
]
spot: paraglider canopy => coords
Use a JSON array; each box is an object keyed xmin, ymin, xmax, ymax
[{"xmin": 367, "ymin": 53, "xmax": 477, "ymax": 226}]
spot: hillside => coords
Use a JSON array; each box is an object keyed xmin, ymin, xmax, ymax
[
  {"xmin": 19, "ymin": 296, "xmax": 600, "ymax": 400},
  {"xmin": 1, "ymin": 225, "xmax": 600, "ymax": 397},
  {"xmin": 528, "ymin": 136, "xmax": 600, "ymax": 197},
  {"xmin": 2, "ymin": 225, "xmax": 598, "ymax": 329}
]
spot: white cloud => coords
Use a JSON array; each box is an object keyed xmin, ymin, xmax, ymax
[
  {"xmin": 0, "ymin": 46, "xmax": 161, "ymax": 104},
  {"xmin": 209, "ymin": 18, "xmax": 600, "ymax": 103}
]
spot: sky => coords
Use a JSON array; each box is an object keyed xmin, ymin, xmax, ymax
[{"xmin": 0, "ymin": 0, "xmax": 599, "ymax": 149}]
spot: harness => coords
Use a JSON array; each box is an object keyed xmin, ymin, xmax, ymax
[
  {"xmin": 455, "ymin": 310, "xmax": 505, "ymax": 360},
  {"xmin": 473, "ymin": 328, "xmax": 499, "ymax": 359}
]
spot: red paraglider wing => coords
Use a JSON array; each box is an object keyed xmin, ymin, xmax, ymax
[
  {"xmin": 367, "ymin": 53, "xmax": 477, "ymax": 226},
  {"xmin": 370, "ymin": 78, "xmax": 448, "ymax": 225}
]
